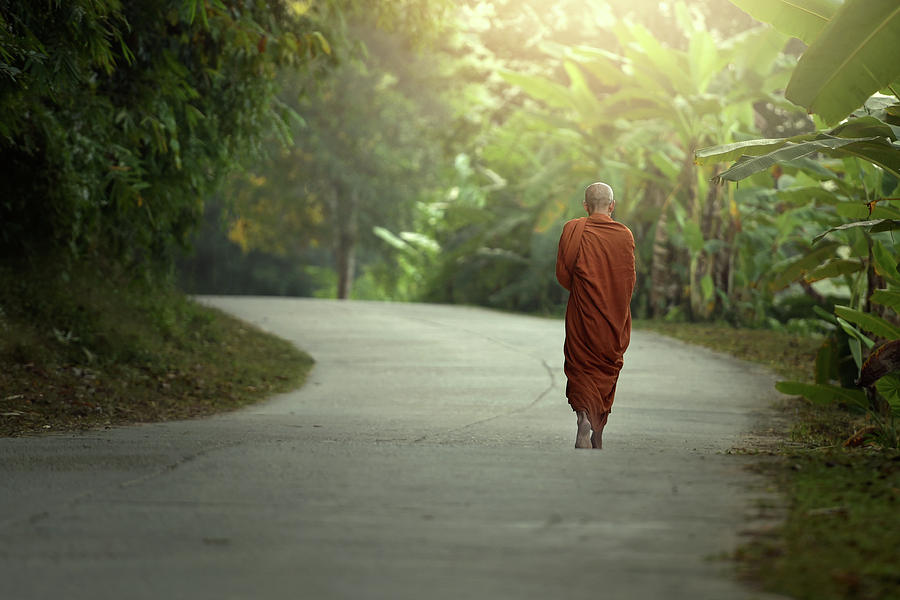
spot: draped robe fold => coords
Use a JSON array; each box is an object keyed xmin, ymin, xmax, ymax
[{"xmin": 556, "ymin": 214, "xmax": 635, "ymax": 430}]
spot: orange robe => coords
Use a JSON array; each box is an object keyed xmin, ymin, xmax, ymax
[{"xmin": 556, "ymin": 214, "xmax": 635, "ymax": 430}]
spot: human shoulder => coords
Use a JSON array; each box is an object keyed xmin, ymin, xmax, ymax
[
  {"xmin": 560, "ymin": 217, "xmax": 586, "ymax": 236},
  {"xmin": 611, "ymin": 219, "xmax": 634, "ymax": 238}
]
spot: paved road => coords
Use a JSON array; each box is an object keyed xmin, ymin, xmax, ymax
[{"xmin": 0, "ymin": 298, "xmax": 785, "ymax": 600}]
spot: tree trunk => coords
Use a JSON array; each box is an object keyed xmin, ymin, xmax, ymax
[
  {"xmin": 691, "ymin": 176, "xmax": 724, "ymax": 320},
  {"xmin": 649, "ymin": 205, "xmax": 672, "ymax": 318},
  {"xmin": 334, "ymin": 189, "xmax": 359, "ymax": 300}
]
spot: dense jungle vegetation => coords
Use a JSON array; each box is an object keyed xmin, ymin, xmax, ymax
[
  {"xmin": 2, "ymin": 1, "xmax": 900, "ymax": 597},
  {"xmin": 173, "ymin": 0, "xmax": 900, "ymax": 441}
]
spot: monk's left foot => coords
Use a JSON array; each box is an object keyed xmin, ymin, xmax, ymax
[
  {"xmin": 591, "ymin": 431, "xmax": 602, "ymax": 449},
  {"xmin": 575, "ymin": 411, "xmax": 592, "ymax": 449}
]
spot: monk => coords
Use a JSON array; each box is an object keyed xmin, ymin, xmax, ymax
[{"xmin": 556, "ymin": 182, "xmax": 635, "ymax": 449}]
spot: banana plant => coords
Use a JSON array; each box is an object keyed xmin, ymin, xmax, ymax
[
  {"xmin": 776, "ymin": 291, "xmax": 900, "ymax": 447},
  {"xmin": 696, "ymin": 105, "xmax": 900, "ymax": 183},
  {"xmin": 500, "ymin": 2, "xmax": 794, "ymax": 319},
  {"xmin": 729, "ymin": 0, "xmax": 900, "ymax": 125},
  {"xmin": 697, "ymin": 1, "xmax": 900, "ymax": 241}
]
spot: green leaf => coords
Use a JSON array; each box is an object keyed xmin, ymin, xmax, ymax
[
  {"xmin": 563, "ymin": 61, "xmax": 605, "ymax": 121},
  {"xmin": 815, "ymin": 337, "xmax": 837, "ymax": 384},
  {"xmin": 823, "ymin": 140, "xmax": 900, "ymax": 180},
  {"xmin": 700, "ymin": 274, "xmax": 714, "ymax": 301},
  {"xmin": 830, "ymin": 115, "xmax": 899, "ymax": 141},
  {"xmin": 835, "ymin": 305, "xmax": 900, "ymax": 339},
  {"xmin": 775, "ymin": 380, "xmax": 867, "ymax": 408},
  {"xmin": 399, "ymin": 231, "xmax": 439, "ymax": 253},
  {"xmin": 310, "ymin": 31, "xmax": 331, "ymax": 56},
  {"xmin": 564, "ymin": 46, "xmax": 627, "ymax": 87},
  {"xmin": 846, "ymin": 333, "xmax": 864, "ymax": 370},
  {"xmin": 870, "ymin": 289, "xmax": 900, "ymax": 313},
  {"xmin": 813, "ymin": 218, "xmax": 900, "ymax": 243},
  {"xmin": 373, "ymin": 226, "xmax": 410, "ymax": 252},
  {"xmin": 776, "ymin": 186, "xmax": 842, "ymax": 206},
  {"xmin": 804, "ymin": 258, "xmax": 864, "ymax": 282},
  {"xmin": 785, "ymin": 0, "xmax": 900, "ymax": 125},
  {"xmin": 695, "ymin": 137, "xmax": 793, "ymax": 165},
  {"xmin": 728, "ymin": 0, "xmax": 840, "ymax": 45},
  {"xmin": 682, "ymin": 220, "xmax": 705, "ymax": 253},
  {"xmin": 711, "ymin": 136, "xmax": 878, "ymax": 183},
  {"xmin": 836, "ymin": 315, "xmax": 875, "ymax": 362},
  {"xmin": 872, "ymin": 240, "xmax": 900, "ymax": 285},
  {"xmin": 499, "ymin": 70, "xmax": 575, "ymax": 110},
  {"xmin": 769, "ymin": 241, "xmax": 841, "ymax": 290},
  {"xmin": 876, "ymin": 374, "xmax": 900, "ymax": 410}
]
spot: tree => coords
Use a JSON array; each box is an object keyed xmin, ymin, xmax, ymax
[
  {"xmin": 697, "ymin": 0, "xmax": 900, "ymax": 441},
  {"xmin": 497, "ymin": 1, "xmax": 796, "ymax": 318},
  {"xmin": 221, "ymin": 18, "xmax": 454, "ymax": 299},
  {"xmin": 0, "ymin": 0, "xmax": 342, "ymax": 274}
]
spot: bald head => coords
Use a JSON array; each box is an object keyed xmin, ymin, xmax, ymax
[{"xmin": 584, "ymin": 182, "xmax": 615, "ymax": 215}]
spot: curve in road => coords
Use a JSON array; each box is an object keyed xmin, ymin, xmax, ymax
[{"xmin": 0, "ymin": 298, "xmax": 786, "ymax": 600}]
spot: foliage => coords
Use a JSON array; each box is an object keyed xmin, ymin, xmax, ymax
[
  {"xmin": 177, "ymin": 198, "xmax": 328, "ymax": 297},
  {"xmin": 0, "ymin": 258, "xmax": 312, "ymax": 435},
  {"xmin": 695, "ymin": 0, "xmax": 900, "ymax": 446},
  {"xmin": 0, "ymin": 0, "xmax": 339, "ymax": 273},
  {"xmin": 739, "ymin": 451, "xmax": 900, "ymax": 600},
  {"xmin": 182, "ymin": 6, "xmax": 454, "ymax": 299},
  {"xmin": 490, "ymin": 1, "xmax": 799, "ymax": 319}
]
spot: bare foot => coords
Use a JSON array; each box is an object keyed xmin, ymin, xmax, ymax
[{"xmin": 575, "ymin": 411, "xmax": 592, "ymax": 449}]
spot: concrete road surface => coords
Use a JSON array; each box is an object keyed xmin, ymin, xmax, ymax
[{"xmin": 0, "ymin": 298, "xmax": 786, "ymax": 600}]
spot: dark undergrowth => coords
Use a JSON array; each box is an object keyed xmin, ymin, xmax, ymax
[
  {"xmin": 636, "ymin": 320, "xmax": 900, "ymax": 600},
  {"xmin": 0, "ymin": 259, "xmax": 313, "ymax": 436}
]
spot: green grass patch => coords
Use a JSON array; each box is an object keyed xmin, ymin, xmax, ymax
[
  {"xmin": 0, "ymin": 260, "xmax": 313, "ymax": 436},
  {"xmin": 740, "ymin": 451, "xmax": 900, "ymax": 600},
  {"xmin": 636, "ymin": 320, "xmax": 899, "ymax": 600}
]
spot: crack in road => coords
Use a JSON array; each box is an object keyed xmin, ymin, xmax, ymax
[{"xmin": 400, "ymin": 314, "xmax": 559, "ymax": 443}]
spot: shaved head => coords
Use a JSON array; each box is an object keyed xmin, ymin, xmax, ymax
[{"xmin": 584, "ymin": 182, "xmax": 614, "ymax": 214}]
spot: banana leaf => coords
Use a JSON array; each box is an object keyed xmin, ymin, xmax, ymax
[
  {"xmin": 804, "ymin": 259, "xmax": 864, "ymax": 283},
  {"xmin": 728, "ymin": 0, "xmax": 840, "ymax": 45},
  {"xmin": 695, "ymin": 137, "xmax": 801, "ymax": 165},
  {"xmin": 498, "ymin": 70, "xmax": 575, "ymax": 110},
  {"xmin": 830, "ymin": 115, "xmax": 900, "ymax": 140},
  {"xmin": 776, "ymin": 186, "xmax": 842, "ymax": 206},
  {"xmin": 872, "ymin": 240, "xmax": 900, "ymax": 285},
  {"xmin": 786, "ymin": 0, "xmax": 900, "ymax": 124},
  {"xmin": 775, "ymin": 380, "xmax": 867, "ymax": 409},
  {"xmin": 835, "ymin": 305, "xmax": 900, "ymax": 340},
  {"xmin": 711, "ymin": 135, "xmax": 880, "ymax": 183},
  {"xmin": 827, "ymin": 140, "xmax": 900, "ymax": 179},
  {"xmin": 870, "ymin": 290, "xmax": 900, "ymax": 313},
  {"xmin": 813, "ymin": 218, "xmax": 900, "ymax": 243},
  {"xmin": 769, "ymin": 241, "xmax": 841, "ymax": 290}
]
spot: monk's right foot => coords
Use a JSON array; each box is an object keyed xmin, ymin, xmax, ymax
[{"xmin": 575, "ymin": 411, "xmax": 592, "ymax": 449}]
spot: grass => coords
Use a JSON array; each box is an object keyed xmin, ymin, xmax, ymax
[
  {"xmin": 635, "ymin": 320, "xmax": 900, "ymax": 600},
  {"xmin": 0, "ymin": 260, "xmax": 313, "ymax": 436}
]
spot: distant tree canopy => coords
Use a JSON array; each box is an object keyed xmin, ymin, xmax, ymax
[{"xmin": 0, "ymin": 0, "xmax": 446, "ymax": 273}]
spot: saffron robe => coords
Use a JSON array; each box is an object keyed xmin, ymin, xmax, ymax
[{"xmin": 556, "ymin": 214, "xmax": 635, "ymax": 429}]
